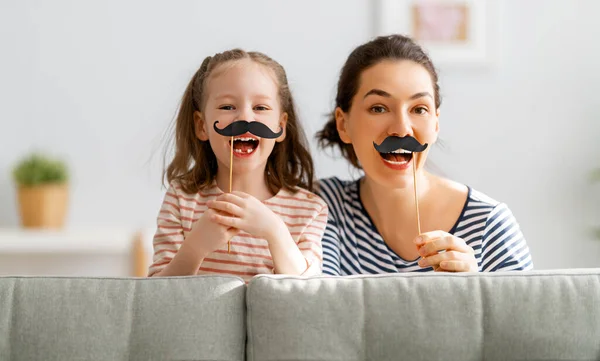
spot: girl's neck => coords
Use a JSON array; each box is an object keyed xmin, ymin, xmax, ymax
[{"xmin": 215, "ymin": 166, "xmax": 274, "ymax": 201}]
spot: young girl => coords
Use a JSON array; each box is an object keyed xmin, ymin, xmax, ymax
[{"xmin": 148, "ymin": 49, "xmax": 328, "ymax": 281}]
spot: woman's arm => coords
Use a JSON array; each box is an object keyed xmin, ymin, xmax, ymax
[
  {"xmin": 480, "ymin": 203, "xmax": 534, "ymax": 271},
  {"xmin": 322, "ymin": 216, "xmax": 343, "ymax": 276}
]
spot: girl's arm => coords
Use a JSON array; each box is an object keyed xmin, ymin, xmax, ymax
[
  {"xmin": 268, "ymin": 204, "xmax": 328, "ymax": 276},
  {"xmin": 149, "ymin": 184, "xmax": 238, "ymax": 277},
  {"xmin": 148, "ymin": 183, "xmax": 202, "ymax": 277}
]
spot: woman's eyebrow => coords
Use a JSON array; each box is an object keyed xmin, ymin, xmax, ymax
[
  {"xmin": 363, "ymin": 89, "xmax": 433, "ymax": 100},
  {"xmin": 410, "ymin": 91, "xmax": 433, "ymax": 100},
  {"xmin": 363, "ymin": 88, "xmax": 391, "ymax": 99}
]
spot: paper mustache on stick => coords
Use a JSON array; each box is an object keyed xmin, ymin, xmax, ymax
[
  {"xmin": 213, "ymin": 120, "xmax": 283, "ymax": 138},
  {"xmin": 374, "ymin": 135, "xmax": 429, "ymax": 246},
  {"xmin": 213, "ymin": 120, "xmax": 284, "ymax": 253},
  {"xmin": 373, "ymin": 135, "xmax": 428, "ymax": 153}
]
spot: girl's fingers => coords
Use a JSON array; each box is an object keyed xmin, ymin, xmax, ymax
[
  {"xmin": 214, "ymin": 193, "xmax": 246, "ymax": 207},
  {"xmin": 207, "ymin": 200, "xmax": 243, "ymax": 217},
  {"xmin": 225, "ymin": 227, "xmax": 240, "ymax": 239},
  {"xmin": 211, "ymin": 213, "xmax": 243, "ymax": 230}
]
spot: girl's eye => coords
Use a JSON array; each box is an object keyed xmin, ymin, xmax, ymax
[
  {"xmin": 414, "ymin": 106, "xmax": 429, "ymax": 115},
  {"xmin": 369, "ymin": 105, "xmax": 388, "ymax": 114},
  {"xmin": 219, "ymin": 105, "xmax": 235, "ymax": 110},
  {"xmin": 254, "ymin": 105, "xmax": 269, "ymax": 111}
]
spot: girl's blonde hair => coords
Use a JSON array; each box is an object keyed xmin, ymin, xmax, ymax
[{"xmin": 164, "ymin": 49, "xmax": 314, "ymax": 195}]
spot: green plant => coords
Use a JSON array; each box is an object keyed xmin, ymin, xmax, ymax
[
  {"xmin": 592, "ymin": 168, "xmax": 600, "ymax": 183},
  {"xmin": 12, "ymin": 153, "xmax": 68, "ymax": 187}
]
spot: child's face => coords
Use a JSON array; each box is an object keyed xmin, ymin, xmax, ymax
[
  {"xmin": 195, "ymin": 59, "xmax": 287, "ymax": 177},
  {"xmin": 336, "ymin": 60, "xmax": 439, "ymax": 189}
]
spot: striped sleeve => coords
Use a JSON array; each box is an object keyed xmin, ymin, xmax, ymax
[
  {"xmin": 321, "ymin": 215, "xmax": 342, "ymax": 276},
  {"xmin": 147, "ymin": 183, "xmax": 186, "ymax": 276},
  {"xmin": 480, "ymin": 203, "xmax": 533, "ymax": 272},
  {"xmin": 297, "ymin": 203, "xmax": 327, "ymax": 276},
  {"xmin": 317, "ymin": 178, "xmax": 344, "ymax": 276}
]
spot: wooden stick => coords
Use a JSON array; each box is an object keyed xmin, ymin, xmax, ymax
[
  {"xmin": 412, "ymin": 153, "xmax": 421, "ymax": 236},
  {"xmin": 228, "ymin": 135, "xmax": 233, "ymax": 253},
  {"xmin": 413, "ymin": 153, "xmax": 436, "ymax": 270}
]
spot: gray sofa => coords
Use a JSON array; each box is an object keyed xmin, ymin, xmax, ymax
[{"xmin": 1, "ymin": 269, "xmax": 599, "ymax": 361}]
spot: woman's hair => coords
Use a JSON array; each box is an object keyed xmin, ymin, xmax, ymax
[
  {"xmin": 316, "ymin": 34, "xmax": 441, "ymax": 169},
  {"xmin": 164, "ymin": 49, "xmax": 314, "ymax": 194}
]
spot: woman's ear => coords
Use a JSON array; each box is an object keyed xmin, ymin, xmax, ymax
[
  {"xmin": 335, "ymin": 107, "xmax": 352, "ymax": 144},
  {"xmin": 435, "ymin": 108, "xmax": 440, "ymax": 134},
  {"xmin": 276, "ymin": 112, "xmax": 288, "ymax": 143},
  {"xmin": 194, "ymin": 111, "xmax": 209, "ymax": 141}
]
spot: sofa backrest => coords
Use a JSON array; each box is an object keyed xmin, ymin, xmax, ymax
[
  {"xmin": 245, "ymin": 270, "xmax": 600, "ymax": 361},
  {"xmin": 1, "ymin": 270, "xmax": 599, "ymax": 361},
  {"xmin": 0, "ymin": 275, "xmax": 246, "ymax": 361}
]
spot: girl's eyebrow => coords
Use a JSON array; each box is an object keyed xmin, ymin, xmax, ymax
[{"xmin": 214, "ymin": 94, "xmax": 236, "ymax": 100}]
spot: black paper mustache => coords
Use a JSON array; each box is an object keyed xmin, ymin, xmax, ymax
[
  {"xmin": 373, "ymin": 135, "xmax": 428, "ymax": 153},
  {"xmin": 213, "ymin": 120, "xmax": 283, "ymax": 139}
]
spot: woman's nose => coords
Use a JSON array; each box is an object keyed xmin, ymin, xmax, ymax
[{"xmin": 387, "ymin": 111, "xmax": 412, "ymax": 137}]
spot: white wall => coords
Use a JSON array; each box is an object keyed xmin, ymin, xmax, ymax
[{"xmin": 0, "ymin": 0, "xmax": 598, "ymax": 271}]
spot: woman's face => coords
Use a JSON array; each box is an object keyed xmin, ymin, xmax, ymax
[{"xmin": 336, "ymin": 59, "xmax": 439, "ymax": 189}]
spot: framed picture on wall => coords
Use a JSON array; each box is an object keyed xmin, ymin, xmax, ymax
[{"xmin": 375, "ymin": 0, "xmax": 496, "ymax": 67}]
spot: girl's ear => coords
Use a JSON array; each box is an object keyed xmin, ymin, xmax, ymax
[
  {"xmin": 194, "ymin": 111, "xmax": 209, "ymax": 141},
  {"xmin": 275, "ymin": 112, "xmax": 288, "ymax": 143},
  {"xmin": 335, "ymin": 107, "xmax": 352, "ymax": 144}
]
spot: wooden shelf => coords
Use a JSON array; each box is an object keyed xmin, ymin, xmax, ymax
[{"xmin": 0, "ymin": 228, "xmax": 154, "ymax": 255}]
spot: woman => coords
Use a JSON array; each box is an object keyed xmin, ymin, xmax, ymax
[{"xmin": 316, "ymin": 34, "xmax": 533, "ymax": 275}]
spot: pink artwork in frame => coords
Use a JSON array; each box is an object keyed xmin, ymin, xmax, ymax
[{"xmin": 375, "ymin": 0, "xmax": 496, "ymax": 68}]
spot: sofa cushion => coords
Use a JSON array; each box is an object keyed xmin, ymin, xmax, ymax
[
  {"xmin": 245, "ymin": 270, "xmax": 600, "ymax": 361},
  {"xmin": 0, "ymin": 275, "xmax": 246, "ymax": 361}
]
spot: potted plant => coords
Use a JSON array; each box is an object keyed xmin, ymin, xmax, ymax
[{"xmin": 12, "ymin": 153, "xmax": 69, "ymax": 229}]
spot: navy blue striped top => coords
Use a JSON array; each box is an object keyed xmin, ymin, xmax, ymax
[{"xmin": 317, "ymin": 177, "xmax": 533, "ymax": 275}]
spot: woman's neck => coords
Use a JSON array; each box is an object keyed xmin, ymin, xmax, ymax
[
  {"xmin": 360, "ymin": 171, "xmax": 435, "ymax": 243},
  {"xmin": 215, "ymin": 165, "xmax": 274, "ymax": 201},
  {"xmin": 360, "ymin": 172, "xmax": 432, "ymax": 214}
]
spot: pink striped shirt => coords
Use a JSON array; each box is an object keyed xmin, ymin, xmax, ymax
[{"xmin": 148, "ymin": 180, "xmax": 328, "ymax": 282}]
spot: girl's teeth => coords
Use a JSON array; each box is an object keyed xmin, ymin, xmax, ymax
[
  {"xmin": 234, "ymin": 148, "xmax": 253, "ymax": 154},
  {"xmin": 391, "ymin": 149, "xmax": 411, "ymax": 154},
  {"xmin": 383, "ymin": 158, "xmax": 408, "ymax": 165}
]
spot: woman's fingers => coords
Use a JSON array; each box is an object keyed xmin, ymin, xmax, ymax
[
  {"xmin": 437, "ymin": 260, "xmax": 477, "ymax": 272},
  {"xmin": 418, "ymin": 250, "xmax": 471, "ymax": 269},
  {"xmin": 417, "ymin": 235, "xmax": 473, "ymax": 258}
]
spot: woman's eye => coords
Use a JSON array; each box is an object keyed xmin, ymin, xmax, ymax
[
  {"xmin": 254, "ymin": 105, "xmax": 269, "ymax": 111},
  {"xmin": 219, "ymin": 105, "xmax": 235, "ymax": 110},
  {"xmin": 414, "ymin": 106, "xmax": 428, "ymax": 115},
  {"xmin": 369, "ymin": 105, "xmax": 387, "ymax": 114}
]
